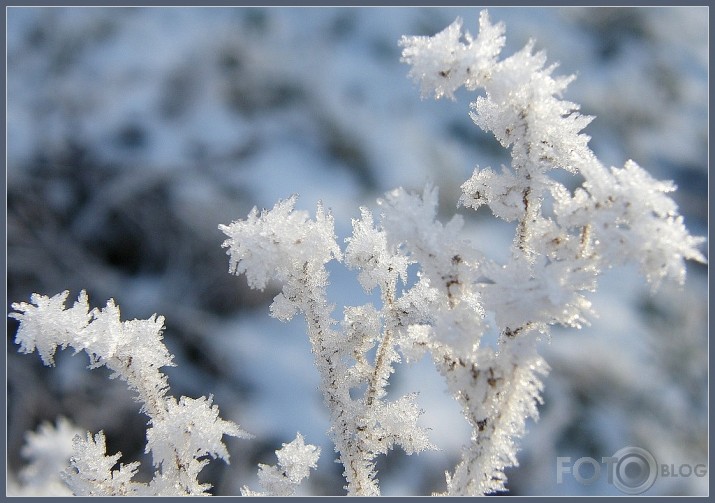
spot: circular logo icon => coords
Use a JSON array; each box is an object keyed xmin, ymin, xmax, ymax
[{"xmin": 612, "ymin": 447, "xmax": 657, "ymax": 494}]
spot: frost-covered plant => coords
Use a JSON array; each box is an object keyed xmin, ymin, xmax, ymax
[
  {"xmin": 219, "ymin": 197, "xmax": 435, "ymax": 495},
  {"xmin": 219, "ymin": 10, "xmax": 705, "ymax": 496},
  {"xmin": 10, "ymin": 10, "xmax": 705, "ymax": 497},
  {"xmin": 9, "ymin": 291, "xmax": 252, "ymax": 496}
]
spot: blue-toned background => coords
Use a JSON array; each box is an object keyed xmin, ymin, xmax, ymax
[{"xmin": 6, "ymin": 7, "xmax": 708, "ymax": 496}]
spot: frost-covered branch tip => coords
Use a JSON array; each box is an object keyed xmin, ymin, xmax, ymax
[
  {"xmin": 399, "ymin": 11, "xmax": 506, "ymax": 100},
  {"xmin": 401, "ymin": 9, "xmax": 705, "ymax": 284},
  {"xmin": 10, "ymin": 291, "xmax": 249, "ymax": 496},
  {"xmin": 241, "ymin": 433, "xmax": 321, "ymax": 496}
]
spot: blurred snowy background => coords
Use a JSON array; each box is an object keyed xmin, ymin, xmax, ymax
[{"xmin": 6, "ymin": 6, "xmax": 707, "ymax": 496}]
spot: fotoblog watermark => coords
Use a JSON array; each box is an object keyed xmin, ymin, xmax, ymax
[{"xmin": 556, "ymin": 446, "xmax": 708, "ymax": 494}]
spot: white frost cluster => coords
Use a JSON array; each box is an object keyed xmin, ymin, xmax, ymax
[
  {"xmin": 9, "ymin": 291, "xmax": 249, "ymax": 496},
  {"xmin": 218, "ymin": 9, "xmax": 705, "ymax": 497},
  {"xmin": 219, "ymin": 195, "xmax": 341, "ymax": 322},
  {"xmin": 64, "ymin": 431, "xmax": 143, "ymax": 496},
  {"xmin": 400, "ymin": 12, "xmax": 506, "ymax": 100},
  {"xmin": 241, "ymin": 433, "xmax": 321, "ymax": 496},
  {"xmin": 555, "ymin": 160, "xmax": 706, "ymax": 288}
]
